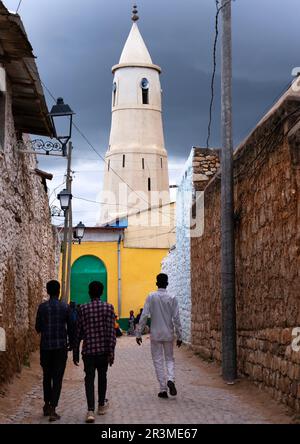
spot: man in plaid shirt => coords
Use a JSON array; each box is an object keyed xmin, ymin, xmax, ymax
[{"xmin": 73, "ymin": 281, "xmax": 116, "ymax": 423}]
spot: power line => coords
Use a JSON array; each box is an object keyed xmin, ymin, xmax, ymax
[
  {"xmin": 206, "ymin": 0, "xmax": 234, "ymax": 149},
  {"xmin": 16, "ymin": 0, "xmax": 22, "ymax": 13},
  {"xmin": 73, "ymin": 195, "xmax": 129, "ymax": 208},
  {"xmin": 72, "ymin": 196, "xmax": 176, "ymax": 219},
  {"xmin": 206, "ymin": 0, "xmax": 222, "ymax": 149},
  {"xmin": 49, "ymin": 179, "xmax": 67, "ymax": 202},
  {"xmin": 37, "ymin": 77, "xmax": 176, "ymax": 222}
]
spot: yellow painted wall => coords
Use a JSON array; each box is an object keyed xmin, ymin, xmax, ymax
[
  {"xmin": 121, "ymin": 247, "xmax": 167, "ymax": 317},
  {"xmin": 67, "ymin": 241, "xmax": 167, "ymax": 318}
]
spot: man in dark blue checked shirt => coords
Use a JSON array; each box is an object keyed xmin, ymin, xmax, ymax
[
  {"xmin": 73, "ymin": 281, "xmax": 116, "ymax": 424},
  {"xmin": 35, "ymin": 280, "xmax": 73, "ymax": 422}
]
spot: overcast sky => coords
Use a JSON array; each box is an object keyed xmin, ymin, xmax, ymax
[{"xmin": 4, "ymin": 0, "xmax": 300, "ymax": 225}]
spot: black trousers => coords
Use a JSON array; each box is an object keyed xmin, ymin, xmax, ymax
[
  {"xmin": 40, "ymin": 348, "xmax": 67, "ymax": 408},
  {"xmin": 83, "ymin": 354, "xmax": 109, "ymax": 411}
]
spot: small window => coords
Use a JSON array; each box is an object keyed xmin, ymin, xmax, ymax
[
  {"xmin": 142, "ymin": 89, "xmax": 149, "ymax": 105},
  {"xmin": 123, "ymin": 155, "xmax": 125, "ymax": 168},
  {"xmin": 108, "ymin": 160, "xmax": 110, "ymax": 171},
  {"xmin": 161, "ymin": 158, "xmax": 163, "ymax": 169},
  {"xmin": 142, "ymin": 158, "xmax": 145, "ymax": 170},
  {"xmin": 141, "ymin": 78, "xmax": 149, "ymax": 105},
  {"xmin": 148, "ymin": 178, "xmax": 151, "ymax": 191},
  {"xmin": 113, "ymin": 82, "xmax": 117, "ymax": 107}
]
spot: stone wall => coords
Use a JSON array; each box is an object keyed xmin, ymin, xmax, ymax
[
  {"xmin": 191, "ymin": 92, "xmax": 300, "ymax": 411},
  {"xmin": 0, "ymin": 80, "xmax": 59, "ymax": 384}
]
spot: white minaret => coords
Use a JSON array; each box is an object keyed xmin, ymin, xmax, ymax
[{"xmin": 100, "ymin": 6, "xmax": 170, "ymax": 224}]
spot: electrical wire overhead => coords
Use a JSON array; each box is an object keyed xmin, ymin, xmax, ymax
[
  {"xmin": 16, "ymin": 0, "xmax": 22, "ymax": 14},
  {"xmin": 35, "ymin": 76, "xmax": 176, "ymax": 223},
  {"xmin": 206, "ymin": 0, "xmax": 233, "ymax": 149}
]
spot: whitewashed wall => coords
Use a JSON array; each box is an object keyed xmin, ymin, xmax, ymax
[{"xmin": 162, "ymin": 151, "xmax": 194, "ymax": 343}]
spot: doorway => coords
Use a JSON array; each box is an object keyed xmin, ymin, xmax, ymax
[{"xmin": 70, "ymin": 255, "xmax": 107, "ymax": 304}]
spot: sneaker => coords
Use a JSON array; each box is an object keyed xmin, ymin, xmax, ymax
[
  {"xmin": 98, "ymin": 399, "xmax": 109, "ymax": 415},
  {"xmin": 85, "ymin": 411, "xmax": 95, "ymax": 423},
  {"xmin": 43, "ymin": 403, "xmax": 51, "ymax": 417},
  {"xmin": 49, "ymin": 407, "xmax": 61, "ymax": 422},
  {"xmin": 158, "ymin": 391, "xmax": 168, "ymax": 399},
  {"xmin": 167, "ymin": 380, "xmax": 177, "ymax": 396}
]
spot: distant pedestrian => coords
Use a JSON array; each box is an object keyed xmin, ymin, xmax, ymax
[
  {"xmin": 134, "ymin": 308, "xmax": 143, "ymax": 327},
  {"xmin": 73, "ymin": 281, "xmax": 116, "ymax": 424},
  {"xmin": 115, "ymin": 315, "xmax": 123, "ymax": 338},
  {"xmin": 35, "ymin": 280, "xmax": 73, "ymax": 422},
  {"xmin": 127, "ymin": 310, "xmax": 135, "ymax": 335},
  {"xmin": 136, "ymin": 274, "xmax": 182, "ymax": 399}
]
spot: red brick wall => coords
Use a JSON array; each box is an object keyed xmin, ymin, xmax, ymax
[{"xmin": 191, "ymin": 96, "xmax": 300, "ymax": 411}]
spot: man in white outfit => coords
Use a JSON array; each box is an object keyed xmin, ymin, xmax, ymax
[{"xmin": 136, "ymin": 274, "xmax": 183, "ymax": 398}]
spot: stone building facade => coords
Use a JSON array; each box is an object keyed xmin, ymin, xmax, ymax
[
  {"xmin": 162, "ymin": 148, "xmax": 220, "ymax": 343},
  {"xmin": 0, "ymin": 4, "xmax": 58, "ymax": 384},
  {"xmin": 191, "ymin": 87, "xmax": 300, "ymax": 411}
]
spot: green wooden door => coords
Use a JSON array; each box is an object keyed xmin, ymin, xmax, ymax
[{"xmin": 71, "ymin": 255, "xmax": 107, "ymax": 304}]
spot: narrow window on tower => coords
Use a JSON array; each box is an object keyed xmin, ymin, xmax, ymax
[
  {"xmin": 108, "ymin": 160, "xmax": 110, "ymax": 171},
  {"xmin": 161, "ymin": 158, "xmax": 163, "ymax": 169},
  {"xmin": 123, "ymin": 154, "xmax": 125, "ymax": 168},
  {"xmin": 112, "ymin": 82, "xmax": 117, "ymax": 107},
  {"xmin": 142, "ymin": 158, "xmax": 145, "ymax": 170},
  {"xmin": 141, "ymin": 78, "xmax": 149, "ymax": 105},
  {"xmin": 148, "ymin": 178, "xmax": 151, "ymax": 191}
]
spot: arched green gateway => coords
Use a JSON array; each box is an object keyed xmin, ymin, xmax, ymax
[{"xmin": 71, "ymin": 255, "xmax": 107, "ymax": 304}]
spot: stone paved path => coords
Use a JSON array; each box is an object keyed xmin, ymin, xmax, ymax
[{"xmin": 0, "ymin": 336, "xmax": 293, "ymax": 424}]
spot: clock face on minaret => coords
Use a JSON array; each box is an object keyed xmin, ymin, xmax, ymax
[{"xmin": 100, "ymin": 10, "xmax": 170, "ymax": 226}]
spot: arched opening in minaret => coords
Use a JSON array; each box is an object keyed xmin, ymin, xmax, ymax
[
  {"xmin": 113, "ymin": 82, "xmax": 117, "ymax": 107},
  {"xmin": 148, "ymin": 178, "xmax": 151, "ymax": 191},
  {"xmin": 142, "ymin": 158, "xmax": 145, "ymax": 169},
  {"xmin": 123, "ymin": 154, "xmax": 126, "ymax": 168},
  {"xmin": 142, "ymin": 89, "xmax": 149, "ymax": 105}
]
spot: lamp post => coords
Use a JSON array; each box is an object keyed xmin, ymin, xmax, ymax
[
  {"xmin": 50, "ymin": 97, "xmax": 75, "ymax": 303},
  {"xmin": 74, "ymin": 222, "xmax": 86, "ymax": 245},
  {"xmin": 57, "ymin": 142, "xmax": 73, "ymax": 303},
  {"xmin": 49, "ymin": 98, "xmax": 75, "ymax": 157},
  {"xmin": 57, "ymin": 189, "xmax": 72, "ymax": 214},
  {"xmin": 19, "ymin": 98, "xmax": 75, "ymax": 157},
  {"xmin": 19, "ymin": 97, "xmax": 75, "ymax": 302}
]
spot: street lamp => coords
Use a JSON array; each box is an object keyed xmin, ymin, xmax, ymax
[
  {"xmin": 49, "ymin": 97, "xmax": 75, "ymax": 156},
  {"xmin": 57, "ymin": 188, "xmax": 72, "ymax": 213},
  {"xmin": 74, "ymin": 221, "xmax": 86, "ymax": 244}
]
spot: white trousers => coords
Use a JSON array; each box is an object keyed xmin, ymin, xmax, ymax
[{"xmin": 151, "ymin": 340, "xmax": 175, "ymax": 392}]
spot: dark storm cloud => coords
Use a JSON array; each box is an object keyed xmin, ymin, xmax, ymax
[{"xmin": 4, "ymin": 0, "xmax": 300, "ymax": 222}]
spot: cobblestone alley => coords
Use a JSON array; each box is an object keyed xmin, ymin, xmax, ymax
[{"xmin": 0, "ymin": 337, "xmax": 294, "ymax": 424}]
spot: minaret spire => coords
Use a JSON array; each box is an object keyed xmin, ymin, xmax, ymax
[{"xmin": 132, "ymin": 4, "xmax": 139, "ymax": 22}]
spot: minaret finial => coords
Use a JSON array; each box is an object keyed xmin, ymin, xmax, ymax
[{"xmin": 132, "ymin": 4, "xmax": 139, "ymax": 22}]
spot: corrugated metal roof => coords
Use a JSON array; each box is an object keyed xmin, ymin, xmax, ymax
[{"xmin": 0, "ymin": 2, "xmax": 53, "ymax": 136}]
